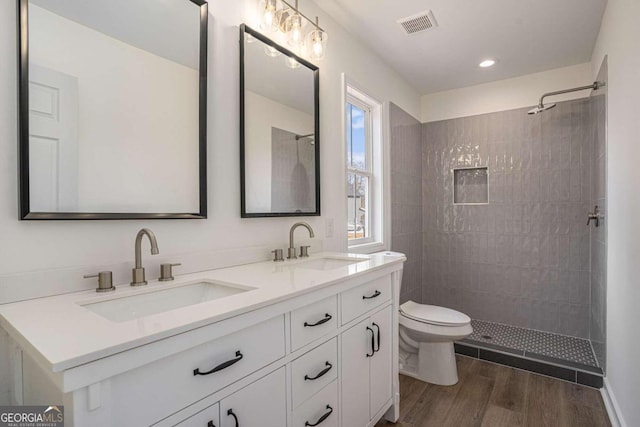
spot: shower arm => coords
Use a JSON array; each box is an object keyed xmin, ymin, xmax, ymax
[
  {"xmin": 536, "ymin": 82, "xmax": 604, "ymax": 108},
  {"xmin": 295, "ymin": 133, "xmax": 315, "ymax": 141}
]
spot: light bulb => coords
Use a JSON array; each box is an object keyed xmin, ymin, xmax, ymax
[
  {"xmin": 305, "ymin": 27, "xmax": 328, "ymax": 60},
  {"xmin": 287, "ymin": 13, "xmax": 303, "ymax": 48},
  {"xmin": 259, "ymin": 0, "xmax": 278, "ymax": 33},
  {"xmin": 313, "ymin": 38, "xmax": 323, "ymax": 56}
]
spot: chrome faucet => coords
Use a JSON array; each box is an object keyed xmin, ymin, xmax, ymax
[
  {"xmin": 288, "ymin": 222, "xmax": 315, "ymax": 259},
  {"xmin": 131, "ymin": 228, "xmax": 159, "ymax": 286}
]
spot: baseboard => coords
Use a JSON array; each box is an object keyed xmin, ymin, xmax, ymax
[{"xmin": 601, "ymin": 377, "xmax": 627, "ymax": 427}]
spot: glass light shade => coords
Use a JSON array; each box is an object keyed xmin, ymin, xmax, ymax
[
  {"xmin": 305, "ymin": 28, "xmax": 328, "ymax": 60},
  {"xmin": 286, "ymin": 56, "xmax": 301, "ymax": 69},
  {"xmin": 258, "ymin": 0, "xmax": 278, "ymax": 33},
  {"xmin": 286, "ymin": 13, "xmax": 303, "ymax": 48},
  {"xmin": 264, "ymin": 46, "xmax": 281, "ymax": 57}
]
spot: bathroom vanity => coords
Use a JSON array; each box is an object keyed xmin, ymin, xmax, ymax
[{"xmin": 0, "ymin": 252, "xmax": 404, "ymax": 427}]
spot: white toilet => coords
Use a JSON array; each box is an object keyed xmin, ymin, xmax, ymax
[
  {"xmin": 376, "ymin": 251, "xmax": 473, "ymax": 386},
  {"xmin": 399, "ymin": 301, "xmax": 472, "ymax": 386}
]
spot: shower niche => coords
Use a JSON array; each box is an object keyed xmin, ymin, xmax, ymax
[{"xmin": 453, "ymin": 167, "xmax": 489, "ymax": 204}]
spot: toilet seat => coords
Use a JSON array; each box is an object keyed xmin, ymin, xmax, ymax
[{"xmin": 400, "ymin": 301, "xmax": 471, "ymax": 327}]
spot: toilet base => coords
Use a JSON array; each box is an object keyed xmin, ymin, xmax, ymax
[{"xmin": 399, "ymin": 341, "xmax": 459, "ymax": 386}]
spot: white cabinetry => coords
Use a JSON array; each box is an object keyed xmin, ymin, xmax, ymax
[
  {"xmin": 341, "ymin": 305, "xmax": 393, "ymax": 426},
  {"xmin": 9, "ymin": 260, "xmax": 403, "ymax": 427},
  {"xmin": 220, "ymin": 368, "xmax": 286, "ymax": 427}
]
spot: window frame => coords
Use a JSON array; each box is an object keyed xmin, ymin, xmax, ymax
[{"xmin": 343, "ymin": 75, "xmax": 390, "ymax": 254}]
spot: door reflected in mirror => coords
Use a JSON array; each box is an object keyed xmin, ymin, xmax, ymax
[
  {"xmin": 19, "ymin": 0, "xmax": 208, "ymax": 219},
  {"xmin": 240, "ymin": 24, "xmax": 320, "ymax": 217}
]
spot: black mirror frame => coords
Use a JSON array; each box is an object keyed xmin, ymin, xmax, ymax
[
  {"xmin": 239, "ymin": 24, "xmax": 321, "ymax": 218},
  {"xmin": 17, "ymin": 0, "xmax": 209, "ymax": 220}
]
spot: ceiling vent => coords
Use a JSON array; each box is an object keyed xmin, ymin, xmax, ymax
[{"xmin": 397, "ymin": 10, "xmax": 438, "ymax": 35}]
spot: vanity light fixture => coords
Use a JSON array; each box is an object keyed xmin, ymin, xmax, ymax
[
  {"xmin": 479, "ymin": 59, "xmax": 496, "ymax": 68},
  {"xmin": 306, "ymin": 17, "xmax": 328, "ymax": 60},
  {"xmin": 256, "ymin": 0, "xmax": 328, "ymax": 61},
  {"xmin": 258, "ymin": 0, "xmax": 279, "ymax": 33}
]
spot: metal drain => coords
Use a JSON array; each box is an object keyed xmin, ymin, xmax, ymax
[{"xmin": 481, "ymin": 335, "xmax": 493, "ymax": 340}]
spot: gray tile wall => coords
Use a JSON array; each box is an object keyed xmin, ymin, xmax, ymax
[
  {"xmin": 422, "ymin": 98, "xmax": 593, "ymax": 338},
  {"xmin": 390, "ymin": 103, "xmax": 423, "ymax": 304},
  {"xmin": 590, "ymin": 58, "xmax": 607, "ymax": 369}
]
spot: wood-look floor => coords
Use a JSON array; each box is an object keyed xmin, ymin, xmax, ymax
[{"xmin": 375, "ymin": 355, "xmax": 611, "ymax": 427}]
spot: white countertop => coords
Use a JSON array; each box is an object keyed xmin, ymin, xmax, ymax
[{"xmin": 0, "ymin": 252, "xmax": 404, "ymax": 373}]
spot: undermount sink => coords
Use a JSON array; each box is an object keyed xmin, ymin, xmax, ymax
[
  {"xmin": 293, "ymin": 257, "xmax": 363, "ymax": 271},
  {"xmin": 82, "ymin": 280, "xmax": 252, "ymax": 322}
]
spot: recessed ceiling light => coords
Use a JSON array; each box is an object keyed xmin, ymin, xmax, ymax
[{"xmin": 479, "ymin": 59, "xmax": 496, "ymax": 68}]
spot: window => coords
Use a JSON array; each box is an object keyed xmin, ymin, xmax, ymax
[
  {"xmin": 344, "ymin": 79, "xmax": 388, "ymax": 252},
  {"xmin": 347, "ymin": 99, "xmax": 372, "ymax": 241}
]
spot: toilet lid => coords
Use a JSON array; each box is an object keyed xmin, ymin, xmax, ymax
[{"xmin": 400, "ymin": 301, "xmax": 471, "ymax": 326}]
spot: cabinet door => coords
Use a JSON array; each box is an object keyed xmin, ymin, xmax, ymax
[
  {"xmin": 340, "ymin": 319, "xmax": 371, "ymax": 427},
  {"xmin": 369, "ymin": 306, "xmax": 393, "ymax": 419},
  {"xmin": 176, "ymin": 403, "xmax": 220, "ymax": 427},
  {"xmin": 219, "ymin": 368, "xmax": 286, "ymax": 427}
]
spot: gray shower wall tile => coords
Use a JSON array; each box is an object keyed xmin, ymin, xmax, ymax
[
  {"xmin": 390, "ymin": 103, "xmax": 424, "ymax": 305},
  {"xmin": 422, "ymin": 98, "xmax": 593, "ymax": 338}
]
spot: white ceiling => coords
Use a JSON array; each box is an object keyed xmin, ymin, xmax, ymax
[
  {"xmin": 31, "ymin": 0, "xmax": 201, "ymax": 69},
  {"xmin": 313, "ymin": 0, "xmax": 607, "ymax": 94}
]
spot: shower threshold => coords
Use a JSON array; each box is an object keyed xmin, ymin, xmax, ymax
[{"xmin": 455, "ymin": 319, "xmax": 604, "ymax": 388}]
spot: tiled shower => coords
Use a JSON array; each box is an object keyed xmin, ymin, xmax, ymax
[{"xmin": 390, "ymin": 67, "xmax": 607, "ymax": 373}]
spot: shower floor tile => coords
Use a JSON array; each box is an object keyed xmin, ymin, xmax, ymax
[{"xmin": 462, "ymin": 319, "xmax": 599, "ymax": 369}]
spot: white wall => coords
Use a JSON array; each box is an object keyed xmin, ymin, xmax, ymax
[
  {"xmin": 421, "ymin": 63, "xmax": 593, "ymax": 122},
  {"xmin": 244, "ymin": 91, "xmax": 313, "ymax": 213},
  {"xmin": 591, "ymin": 0, "xmax": 640, "ymax": 425},
  {"xmin": 30, "ymin": 5, "xmax": 199, "ymax": 213},
  {"xmin": 0, "ymin": 0, "xmax": 421, "ymax": 403}
]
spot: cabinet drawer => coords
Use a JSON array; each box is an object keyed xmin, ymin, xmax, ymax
[
  {"xmin": 175, "ymin": 403, "xmax": 219, "ymax": 427},
  {"xmin": 292, "ymin": 380, "xmax": 338, "ymax": 427},
  {"xmin": 109, "ymin": 316, "xmax": 285, "ymax": 426},
  {"xmin": 291, "ymin": 338, "xmax": 338, "ymax": 408},
  {"xmin": 340, "ymin": 276, "xmax": 391, "ymax": 325},
  {"xmin": 220, "ymin": 368, "xmax": 286, "ymax": 427},
  {"xmin": 291, "ymin": 296, "xmax": 338, "ymax": 351}
]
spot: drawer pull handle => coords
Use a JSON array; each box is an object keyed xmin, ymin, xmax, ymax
[
  {"xmin": 305, "ymin": 361, "xmax": 333, "ymax": 381},
  {"xmin": 372, "ymin": 322, "xmax": 381, "ymax": 353},
  {"xmin": 366, "ymin": 326, "xmax": 375, "ymax": 357},
  {"xmin": 227, "ymin": 409, "xmax": 239, "ymax": 427},
  {"xmin": 304, "ymin": 313, "xmax": 332, "ymax": 327},
  {"xmin": 362, "ymin": 290, "xmax": 381, "ymax": 300},
  {"xmin": 193, "ymin": 351, "xmax": 243, "ymax": 376},
  {"xmin": 305, "ymin": 405, "xmax": 333, "ymax": 426},
  {"xmin": 207, "ymin": 421, "xmax": 216, "ymax": 427}
]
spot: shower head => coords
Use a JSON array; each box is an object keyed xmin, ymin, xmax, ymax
[
  {"xmin": 527, "ymin": 103, "xmax": 557, "ymax": 115},
  {"xmin": 528, "ymin": 81, "xmax": 605, "ymax": 115}
]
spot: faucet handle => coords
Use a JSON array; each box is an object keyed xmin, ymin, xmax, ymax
[
  {"xmin": 272, "ymin": 249, "xmax": 285, "ymax": 262},
  {"xmin": 84, "ymin": 271, "xmax": 115, "ymax": 293},
  {"xmin": 159, "ymin": 263, "xmax": 181, "ymax": 281},
  {"xmin": 299, "ymin": 245, "xmax": 311, "ymax": 258}
]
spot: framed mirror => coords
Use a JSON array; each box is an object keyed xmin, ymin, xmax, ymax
[
  {"xmin": 18, "ymin": 0, "xmax": 208, "ymax": 220},
  {"xmin": 240, "ymin": 24, "xmax": 320, "ymax": 218}
]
